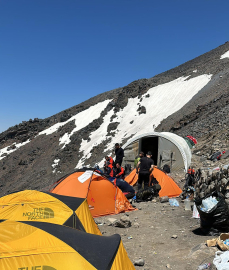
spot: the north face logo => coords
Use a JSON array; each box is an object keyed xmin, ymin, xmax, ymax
[
  {"xmin": 18, "ymin": 266, "xmax": 57, "ymax": 270},
  {"xmin": 23, "ymin": 208, "xmax": 54, "ymax": 220}
]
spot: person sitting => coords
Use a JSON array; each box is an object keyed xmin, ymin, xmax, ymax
[
  {"xmin": 104, "ymin": 161, "xmax": 115, "ymax": 180},
  {"xmin": 111, "ymin": 178, "xmax": 135, "ymax": 199},
  {"xmin": 103, "ymin": 156, "xmax": 113, "ymax": 173},
  {"xmin": 105, "ymin": 155, "xmax": 114, "ymax": 165},
  {"xmin": 115, "ymin": 163, "xmax": 125, "ymax": 179}
]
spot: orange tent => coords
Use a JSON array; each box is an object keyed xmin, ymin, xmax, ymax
[
  {"xmin": 151, "ymin": 167, "xmax": 182, "ymax": 197},
  {"xmin": 125, "ymin": 168, "xmax": 182, "ymax": 198},
  {"xmin": 125, "ymin": 169, "xmax": 138, "ymax": 186},
  {"xmin": 50, "ymin": 169, "xmax": 135, "ymax": 217}
]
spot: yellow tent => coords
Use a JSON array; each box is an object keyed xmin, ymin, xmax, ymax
[
  {"xmin": 0, "ymin": 190, "xmax": 101, "ymax": 235},
  {"xmin": 0, "ymin": 220, "xmax": 135, "ymax": 270}
]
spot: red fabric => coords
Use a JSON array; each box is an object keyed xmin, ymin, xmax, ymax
[
  {"xmin": 108, "ymin": 164, "xmax": 114, "ymax": 177},
  {"xmin": 109, "ymin": 156, "xmax": 114, "ymax": 165},
  {"xmin": 187, "ymin": 135, "xmax": 197, "ymax": 144},
  {"xmin": 116, "ymin": 167, "xmax": 124, "ymax": 177}
]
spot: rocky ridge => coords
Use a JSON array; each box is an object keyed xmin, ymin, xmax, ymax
[{"xmin": 0, "ymin": 42, "xmax": 229, "ymax": 196}]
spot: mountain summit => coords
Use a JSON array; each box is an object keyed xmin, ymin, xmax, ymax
[{"xmin": 1, "ymin": 42, "xmax": 229, "ymax": 196}]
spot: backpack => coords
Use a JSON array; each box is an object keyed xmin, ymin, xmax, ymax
[
  {"xmin": 210, "ymin": 151, "xmax": 221, "ymax": 161},
  {"xmin": 124, "ymin": 164, "xmax": 132, "ymax": 175},
  {"xmin": 136, "ymin": 187, "xmax": 155, "ymax": 202}
]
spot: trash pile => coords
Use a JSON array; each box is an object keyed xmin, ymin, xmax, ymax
[{"xmin": 186, "ymin": 165, "xmax": 229, "ymax": 235}]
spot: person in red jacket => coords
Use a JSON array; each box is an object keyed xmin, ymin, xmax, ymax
[
  {"xmin": 105, "ymin": 156, "xmax": 114, "ymax": 165},
  {"xmin": 103, "ymin": 156, "xmax": 114, "ymax": 174},
  {"xmin": 115, "ymin": 163, "xmax": 125, "ymax": 179},
  {"xmin": 106, "ymin": 162, "xmax": 115, "ymax": 178}
]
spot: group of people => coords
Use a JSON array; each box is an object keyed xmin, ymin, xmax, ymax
[
  {"xmin": 103, "ymin": 144, "xmax": 135, "ymax": 199},
  {"xmin": 103, "ymin": 143, "xmax": 125, "ymax": 179},
  {"xmin": 101, "ymin": 144, "xmax": 158, "ymax": 199}
]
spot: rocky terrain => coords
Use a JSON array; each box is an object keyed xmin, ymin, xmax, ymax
[
  {"xmin": 93, "ymin": 144, "xmax": 229, "ymax": 270},
  {"xmin": 95, "ymin": 199, "xmax": 218, "ymax": 270},
  {"xmin": 0, "ymin": 42, "xmax": 229, "ymax": 198},
  {"xmin": 0, "ymin": 42, "xmax": 229, "ymax": 270}
]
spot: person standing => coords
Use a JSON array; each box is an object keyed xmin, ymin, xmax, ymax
[
  {"xmin": 136, "ymin": 151, "xmax": 154, "ymax": 190},
  {"xmin": 114, "ymin": 143, "xmax": 124, "ymax": 166},
  {"xmin": 134, "ymin": 151, "xmax": 144, "ymax": 168}
]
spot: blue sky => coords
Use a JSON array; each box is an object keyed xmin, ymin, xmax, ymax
[{"xmin": 0, "ymin": 0, "xmax": 228, "ymax": 133}]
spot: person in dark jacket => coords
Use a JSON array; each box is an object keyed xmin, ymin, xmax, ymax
[
  {"xmin": 111, "ymin": 178, "xmax": 135, "ymax": 199},
  {"xmin": 114, "ymin": 143, "xmax": 124, "ymax": 166},
  {"xmin": 115, "ymin": 163, "xmax": 125, "ymax": 179},
  {"xmin": 136, "ymin": 151, "xmax": 154, "ymax": 190}
]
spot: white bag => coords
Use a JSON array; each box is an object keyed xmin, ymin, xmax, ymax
[{"xmin": 192, "ymin": 203, "xmax": 200, "ymax": 218}]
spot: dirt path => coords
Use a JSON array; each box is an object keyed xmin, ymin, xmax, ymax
[{"xmin": 95, "ymin": 198, "xmax": 218, "ymax": 270}]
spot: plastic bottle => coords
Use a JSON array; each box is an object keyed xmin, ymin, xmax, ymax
[
  {"xmin": 197, "ymin": 263, "xmax": 211, "ymax": 270},
  {"xmin": 169, "ymin": 198, "xmax": 179, "ymax": 207},
  {"xmin": 184, "ymin": 198, "xmax": 191, "ymax": 210},
  {"xmin": 201, "ymin": 196, "xmax": 218, "ymax": 212},
  {"xmin": 224, "ymin": 239, "xmax": 229, "ymax": 246}
]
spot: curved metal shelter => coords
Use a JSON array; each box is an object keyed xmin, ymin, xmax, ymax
[{"xmin": 122, "ymin": 132, "xmax": 191, "ymax": 172}]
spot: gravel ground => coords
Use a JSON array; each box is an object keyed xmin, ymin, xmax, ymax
[{"xmin": 95, "ymin": 197, "xmax": 218, "ymax": 270}]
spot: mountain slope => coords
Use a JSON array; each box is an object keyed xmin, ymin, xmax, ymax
[{"xmin": 0, "ymin": 42, "xmax": 229, "ymax": 196}]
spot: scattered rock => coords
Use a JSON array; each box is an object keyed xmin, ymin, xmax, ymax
[
  {"xmin": 95, "ymin": 218, "xmax": 104, "ymax": 225},
  {"xmin": 160, "ymin": 196, "xmax": 169, "ymax": 203},
  {"xmin": 134, "ymin": 258, "xmax": 145, "ymax": 266},
  {"xmin": 107, "ymin": 218, "xmax": 118, "ymax": 226},
  {"xmin": 113, "ymin": 216, "xmax": 131, "ymax": 228},
  {"xmin": 133, "ymin": 222, "xmax": 140, "ymax": 228}
]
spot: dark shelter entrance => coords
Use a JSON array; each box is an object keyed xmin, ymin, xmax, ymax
[{"xmin": 140, "ymin": 136, "xmax": 158, "ymax": 165}]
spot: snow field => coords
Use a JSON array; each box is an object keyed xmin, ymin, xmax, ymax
[
  {"xmin": 76, "ymin": 108, "xmax": 114, "ymax": 168},
  {"xmin": 0, "ymin": 140, "xmax": 30, "ymax": 161},
  {"xmin": 76, "ymin": 74, "xmax": 212, "ymax": 167},
  {"xmin": 220, "ymin": 50, "xmax": 229, "ymax": 59},
  {"xmin": 38, "ymin": 99, "xmax": 112, "ymax": 141}
]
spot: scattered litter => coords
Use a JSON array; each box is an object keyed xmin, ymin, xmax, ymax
[
  {"xmin": 224, "ymin": 239, "xmax": 229, "ymax": 246},
  {"xmin": 171, "ymin": 235, "xmax": 178, "ymax": 239},
  {"xmin": 169, "ymin": 198, "xmax": 179, "ymax": 207},
  {"xmin": 223, "ymin": 164, "xmax": 229, "ymax": 170},
  {"xmin": 200, "ymin": 196, "xmax": 218, "ymax": 212},
  {"xmin": 184, "ymin": 198, "xmax": 191, "ymax": 210},
  {"xmin": 213, "ymin": 251, "xmax": 229, "ymax": 270},
  {"xmin": 197, "ymin": 263, "xmax": 211, "ymax": 270},
  {"xmin": 127, "ymin": 236, "xmax": 133, "ymax": 239},
  {"xmin": 212, "ymin": 167, "xmax": 220, "ymax": 171},
  {"xmin": 192, "ymin": 203, "xmax": 200, "ymax": 218}
]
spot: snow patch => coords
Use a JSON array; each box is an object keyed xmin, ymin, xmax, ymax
[
  {"xmin": 75, "ymin": 109, "xmax": 114, "ymax": 168},
  {"xmin": 0, "ymin": 140, "xmax": 30, "ymax": 161},
  {"xmin": 76, "ymin": 74, "xmax": 212, "ymax": 168},
  {"xmin": 220, "ymin": 50, "xmax": 229, "ymax": 59},
  {"xmin": 52, "ymin": 158, "xmax": 60, "ymax": 173},
  {"xmin": 38, "ymin": 99, "xmax": 112, "ymax": 143}
]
